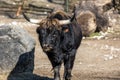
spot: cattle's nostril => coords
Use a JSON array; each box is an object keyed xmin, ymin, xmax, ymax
[
  {"xmin": 43, "ymin": 44, "xmax": 52, "ymax": 49},
  {"xmin": 42, "ymin": 44, "xmax": 53, "ymax": 51},
  {"xmin": 43, "ymin": 44, "xmax": 49, "ymax": 47}
]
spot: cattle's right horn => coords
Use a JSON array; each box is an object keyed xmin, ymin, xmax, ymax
[
  {"xmin": 22, "ymin": 12, "xmax": 42, "ymax": 24},
  {"xmin": 59, "ymin": 9, "xmax": 76, "ymax": 25}
]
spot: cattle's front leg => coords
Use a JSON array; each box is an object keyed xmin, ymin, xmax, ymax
[
  {"xmin": 63, "ymin": 50, "xmax": 76, "ymax": 80},
  {"xmin": 54, "ymin": 65, "xmax": 61, "ymax": 80}
]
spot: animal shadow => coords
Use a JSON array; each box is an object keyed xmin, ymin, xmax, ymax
[{"xmin": 7, "ymin": 48, "xmax": 53, "ymax": 80}]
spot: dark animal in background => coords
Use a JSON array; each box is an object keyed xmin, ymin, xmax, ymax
[
  {"xmin": 23, "ymin": 10, "xmax": 82, "ymax": 80},
  {"xmin": 76, "ymin": 10, "xmax": 97, "ymax": 37},
  {"xmin": 74, "ymin": 1, "xmax": 109, "ymax": 36},
  {"xmin": 103, "ymin": 0, "xmax": 120, "ymax": 13}
]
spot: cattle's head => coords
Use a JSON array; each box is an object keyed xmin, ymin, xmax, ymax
[
  {"xmin": 23, "ymin": 11, "xmax": 76, "ymax": 52},
  {"xmin": 36, "ymin": 19, "xmax": 62, "ymax": 52}
]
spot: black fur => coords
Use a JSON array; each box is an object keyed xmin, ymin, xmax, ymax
[{"xmin": 37, "ymin": 11, "xmax": 82, "ymax": 80}]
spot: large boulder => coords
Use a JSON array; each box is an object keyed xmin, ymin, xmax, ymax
[
  {"xmin": 75, "ymin": 0, "xmax": 109, "ymax": 36},
  {"xmin": 0, "ymin": 25, "xmax": 36, "ymax": 80},
  {"xmin": 76, "ymin": 10, "xmax": 97, "ymax": 37}
]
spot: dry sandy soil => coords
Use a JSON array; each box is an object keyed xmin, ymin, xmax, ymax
[
  {"xmin": 31, "ymin": 24, "xmax": 120, "ymax": 80},
  {"xmin": 0, "ymin": 14, "xmax": 120, "ymax": 80}
]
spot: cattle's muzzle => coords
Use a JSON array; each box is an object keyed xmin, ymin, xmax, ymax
[{"xmin": 42, "ymin": 44, "xmax": 53, "ymax": 52}]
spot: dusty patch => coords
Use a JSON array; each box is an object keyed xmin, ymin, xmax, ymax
[{"xmin": 0, "ymin": 14, "xmax": 120, "ymax": 80}]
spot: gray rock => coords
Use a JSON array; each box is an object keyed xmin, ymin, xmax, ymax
[
  {"xmin": 76, "ymin": 11, "xmax": 97, "ymax": 37},
  {"xmin": 0, "ymin": 25, "xmax": 35, "ymax": 76}
]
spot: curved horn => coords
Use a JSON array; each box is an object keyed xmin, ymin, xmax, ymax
[
  {"xmin": 59, "ymin": 10, "xmax": 76, "ymax": 25},
  {"xmin": 59, "ymin": 19, "xmax": 71, "ymax": 25},
  {"xmin": 22, "ymin": 12, "xmax": 42, "ymax": 24}
]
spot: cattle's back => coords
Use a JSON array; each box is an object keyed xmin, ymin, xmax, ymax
[
  {"xmin": 48, "ymin": 10, "xmax": 82, "ymax": 50},
  {"xmin": 72, "ymin": 21, "xmax": 83, "ymax": 49},
  {"xmin": 49, "ymin": 10, "xmax": 70, "ymax": 20}
]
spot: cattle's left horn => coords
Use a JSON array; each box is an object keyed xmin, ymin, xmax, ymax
[
  {"xmin": 22, "ymin": 12, "xmax": 42, "ymax": 24},
  {"xmin": 59, "ymin": 19, "xmax": 71, "ymax": 25},
  {"xmin": 59, "ymin": 11, "xmax": 76, "ymax": 25}
]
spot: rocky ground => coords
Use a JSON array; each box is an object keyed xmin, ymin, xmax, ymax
[{"xmin": 0, "ymin": 14, "xmax": 120, "ymax": 80}]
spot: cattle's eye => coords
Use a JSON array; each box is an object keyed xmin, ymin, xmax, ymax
[{"xmin": 53, "ymin": 34, "xmax": 57, "ymax": 37}]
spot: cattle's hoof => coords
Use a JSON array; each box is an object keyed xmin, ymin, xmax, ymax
[
  {"xmin": 54, "ymin": 77, "xmax": 61, "ymax": 80},
  {"xmin": 63, "ymin": 77, "xmax": 71, "ymax": 80}
]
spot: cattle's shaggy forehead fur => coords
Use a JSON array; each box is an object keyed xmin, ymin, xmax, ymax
[
  {"xmin": 39, "ymin": 10, "xmax": 70, "ymax": 30},
  {"xmin": 39, "ymin": 18, "xmax": 61, "ymax": 30}
]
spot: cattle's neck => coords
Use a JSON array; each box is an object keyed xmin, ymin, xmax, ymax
[
  {"xmin": 37, "ymin": 26, "xmax": 62, "ymax": 52},
  {"xmin": 61, "ymin": 25, "xmax": 75, "ymax": 52}
]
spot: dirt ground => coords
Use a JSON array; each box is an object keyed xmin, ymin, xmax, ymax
[
  {"xmin": 33, "ymin": 39, "xmax": 120, "ymax": 80},
  {"xmin": 0, "ymin": 14, "xmax": 120, "ymax": 80}
]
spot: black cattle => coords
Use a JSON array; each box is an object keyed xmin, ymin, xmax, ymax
[{"xmin": 23, "ymin": 10, "xmax": 82, "ymax": 80}]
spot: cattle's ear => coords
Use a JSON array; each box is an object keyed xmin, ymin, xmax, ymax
[
  {"xmin": 63, "ymin": 28, "xmax": 69, "ymax": 33},
  {"xmin": 36, "ymin": 27, "xmax": 40, "ymax": 34}
]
